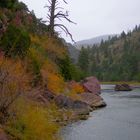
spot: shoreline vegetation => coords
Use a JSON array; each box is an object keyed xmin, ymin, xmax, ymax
[{"xmin": 101, "ymin": 81, "xmax": 140, "ymax": 86}]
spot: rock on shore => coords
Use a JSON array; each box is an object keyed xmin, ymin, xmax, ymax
[
  {"xmin": 37, "ymin": 76, "xmax": 106, "ymax": 121},
  {"xmin": 115, "ymin": 84, "xmax": 132, "ymax": 91},
  {"xmin": 82, "ymin": 77, "xmax": 101, "ymax": 94}
]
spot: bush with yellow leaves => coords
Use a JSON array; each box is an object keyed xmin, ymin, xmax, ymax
[
  {"xmin": 5, "ymin": 98, "xmax": 61, "ymax": 140},
  {"xmin": 41, "ymin": 60, "xmax": 65, "ymax": 95}
]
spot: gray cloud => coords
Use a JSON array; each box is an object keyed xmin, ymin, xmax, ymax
[{"xmin": 20, "ymin": 0, "xmax": 140, "ymax": 42}]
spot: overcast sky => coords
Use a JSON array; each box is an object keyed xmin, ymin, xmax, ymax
[{"xmin": 20, "ymin": 0, "xmax": 140, "ymax": 42}]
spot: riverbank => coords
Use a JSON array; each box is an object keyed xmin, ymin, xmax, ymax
[
  {"xmin": 101, "ymin": 81, "xmax": 140, "ymax": 86},
  {"xmin": 54, "ymin": 77, "xmax": 107, "ymax": 125},
  {"xmin": 62, "ymin": 86, "xmax": 140, "ymax": 140}
]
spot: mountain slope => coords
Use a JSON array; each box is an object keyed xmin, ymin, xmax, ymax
[
  {"xmin": 77, "ymin": 27, "xmax": 140, "ymax": 81},
  {"xmin": 75, "ymin": 34, "xmax": 116, "ymax": 49}
]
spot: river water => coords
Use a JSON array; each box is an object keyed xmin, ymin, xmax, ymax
[{"xmin": 61, "ymin": 85, "xmax": 140, "ymax": 140}]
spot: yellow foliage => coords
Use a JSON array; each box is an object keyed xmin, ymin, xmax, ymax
[
  {"xmin": 47, "ymin": 73, "xmax": 65, "ymax": 94},
  {"xmin": 6, "ymin": 98, "xmax": 60, "ymax": 140},
  {"xmin": 65, "ymin": 81, "xmax": 84, "ymax": 100},
  {"xmin": 68, "ymin": 81, "xmax": 84, "ymax": 94},
  {"xmin": 30, "ymin": 35, "xmax": 67, "ymax": 61},
  {"xmin": 30, "ymin": 35, "xmax": 41, "ymax": 45},
  {"xmin": 41, "ymin": 60, "xmax": 65, "ymax": 94}
]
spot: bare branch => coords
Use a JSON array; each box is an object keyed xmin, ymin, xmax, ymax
[
  {"xmin": 45, "ymin": 0, "xmax": 76, "ymax": 42},
  {"xmin": 54, "ymin": 24, "xmax": 75, "ymax": 42},
  {"xmin": 63, "ymin": 0, "xmax": 68, "ymax": 4}
]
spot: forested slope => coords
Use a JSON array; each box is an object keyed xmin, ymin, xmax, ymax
[{"xmin": 78, "ymin": 27, "xmax": 140, "ymax": 81}]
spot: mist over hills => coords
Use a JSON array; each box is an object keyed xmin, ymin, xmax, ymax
[{"xmin": 74, "ymin": 34, "xmax": 117, "ymax": 49}]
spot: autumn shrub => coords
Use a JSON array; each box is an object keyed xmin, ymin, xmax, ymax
[
  {"xmin": 65, "ymin": 81, "xmax": 84, "ymax": 100},
  {"xmin": 41, "ymin": 36, "xmax": 67, "ymax": 62},
  {"xmin": 5, "ymin": 98, "xmax": 60, "ymax": 140},
  {"xmin": 0, "ymin": 57, "xmax": 29, "ymax": 122},
  {"xmin": 1, "ymin": 24, "xmax": 30, "ymax": 58},
  {"xmin": 31, "ymin": 35, "xmax": 66, "ymax": 55},
  {"xmin": 41, "ymin": 60, "xmax": 65, "ymax": 94},
  {"xmin": 68, "ymin": 81, "xmax": 84, "ymax": 94}
]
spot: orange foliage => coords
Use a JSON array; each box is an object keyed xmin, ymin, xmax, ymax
[
  {"xmin": 41, "ymin": 60, "xmax": 65, "ymax": 94},
  {"xmin": 68, "ymin": 81, "xmax": 84, "ymax": 94},
  {"xmin": 30, "ymin": 35, "xmax": 41, "ymax": 45},
  {"xmin": 47, "ymin": 73, "xmax": 65, "ymax": 94},
  {"xmin": 28, "ymin": 35, "xmax": 68, "ymax": 94},
  {"xmin": 65, "ymin": 81, "xmax": 84, "ymax": 100}
]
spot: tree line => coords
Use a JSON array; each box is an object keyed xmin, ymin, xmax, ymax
[{"xmin": 78, "ymin": 26, "xmax": 140, "ymax": 82}]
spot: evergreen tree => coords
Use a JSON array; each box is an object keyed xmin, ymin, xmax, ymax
[{"xmin": 78, "ymin": 47, "xmax": 89, "ymax": 74}]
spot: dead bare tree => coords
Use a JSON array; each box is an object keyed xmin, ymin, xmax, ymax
[{"xmin": 45, "ymin": 0, "xmax": 76, "ymax": 42}]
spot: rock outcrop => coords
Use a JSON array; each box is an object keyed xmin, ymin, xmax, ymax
[
  {"xmin": 55, "ymin": 95, "xmax": 91, "ymax": 115},
  {"xmin": 82, "ymin": 77, "xmax": 101, "ymax": 94},
  {"xmin": 79, "ymin": 92, "xmax": 106, "ymax": 109},
  {"xmin": 40, "ymin": 76, "xmax": 106, "ymax": 120},
  {"xmin": 78, "ymin": 76, "xmax": 106, "ymax": 108},
  {"xmin": 115, "ymin": 84, "xmax": 132, "ymax": 91}
]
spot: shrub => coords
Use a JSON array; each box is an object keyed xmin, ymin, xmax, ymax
[
  {"xmin": 0, "ymin": 58, "xmax": 29, "ymax": 122},
  {"xmin": 1, "ymin": 24, "xmax": 30, "ymax": 58},
  {"xmin": 41, "ymin": 60, "xmax": 65, "ymax": 94},
  {"xmin": 5, "ymin": 98, "xmax": 60, "ymax": 140},
  {"xmin": 58, "ymin": 55, "xmax": 85, "ymax": 81},
  {"xmin": 26, "ymin": 47, "xmax": 44, "ymax": 86},
  {"xmin": 68, "ymin": 81, "xmax": 84, "ymax": 94}
]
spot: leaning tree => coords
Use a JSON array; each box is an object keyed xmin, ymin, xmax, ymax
[{"xmin": 45, "ymin": 0, "xmax": 75, "ymax": 41}]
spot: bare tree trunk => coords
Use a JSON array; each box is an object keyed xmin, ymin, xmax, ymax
[
  {"xmin": 49, "ymin": 0, "xmax": 56, "ymax": 34},
  {"xmin": 45, "ymin": 0, "xmax": 76, "ymax": 41}
]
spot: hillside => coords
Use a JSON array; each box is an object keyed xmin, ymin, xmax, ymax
[
  {"xmin": 0, "ymin": 1, "xmax": 87, "ymax": 139},
  {"xmin": 75, "ymin": 34, "xmax": 116, "ymax": 49},
  {"xmin": 78, "ymin": 27, "xmax": 140, "ymax": 82}
]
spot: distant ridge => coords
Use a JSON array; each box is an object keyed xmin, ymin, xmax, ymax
[{"xmin": 74, "ymin": 34, "xmax": 117, "ymax": 49}]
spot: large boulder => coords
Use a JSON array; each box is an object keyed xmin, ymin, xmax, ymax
[
  {"xmin": 54, "ymin": 95, "xmax": 91, "ymax": 115},
  {"xmin": 79, "ymin": 92, "xmax": 106, "ymax": 108},
  {"xmin": 115, "ymin": 84, "xmax": 132, "ymax": 91},
  {"xmin": 81, "ymin": 76, "xmax": 101, "ymax": 94}
]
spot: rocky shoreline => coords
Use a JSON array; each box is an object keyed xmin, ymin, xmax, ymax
[
  {"xmin": 0, "ymin": 77, "xmax": 106, "ymax": 140},
  {"xmin": 42, "ymin": 77, "xmax": 106, "ymax": 122}
]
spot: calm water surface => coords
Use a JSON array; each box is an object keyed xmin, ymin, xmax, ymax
[{"xmin": 62, "ymin": 85, "xmax": 140, "ymax": 140}]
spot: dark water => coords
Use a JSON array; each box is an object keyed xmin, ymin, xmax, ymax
[{"xmin": 62, "ymin": 85, "xmax": 140, "ymax": 140}]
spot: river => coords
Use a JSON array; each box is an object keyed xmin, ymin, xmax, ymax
[{"xmin": 61, "ymin": 85, "xmax": 140, "ymax": 140}]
